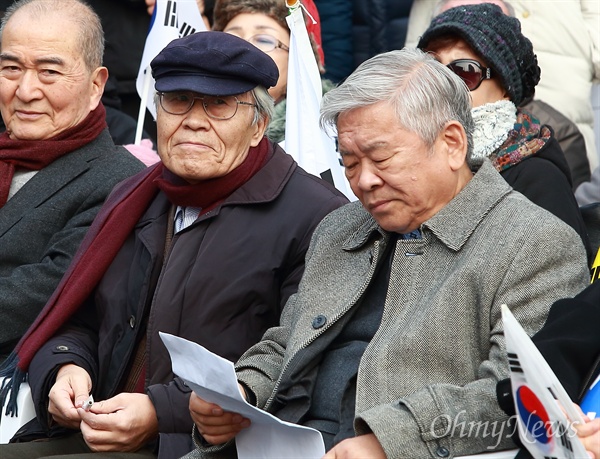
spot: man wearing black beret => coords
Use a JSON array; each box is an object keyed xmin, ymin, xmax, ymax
[{"xmin": 0, "ymin": 31, "xmax": 347, "ymax": 458}]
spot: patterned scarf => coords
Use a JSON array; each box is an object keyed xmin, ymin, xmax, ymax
[
  {"xmin": 491, "ymin": 109, "xmax": 551, "ymax": 172},
  {"xmin": 0, "ymin": 103, "xmax": 107, "ymax": 207},
  {"xmin": 469, "ymin": 100, "xmax": 551, "ymax": 172}
]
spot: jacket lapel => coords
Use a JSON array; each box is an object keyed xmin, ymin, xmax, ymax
[{"xmin": 0, "ymin": 141, "xmax": 101, "ymax": 238}]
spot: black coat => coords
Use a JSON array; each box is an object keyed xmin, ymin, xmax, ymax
[
  {"xmin": 26, "ymin": 144, "xmax": 348, "ymax": 458},
  {"xmin": 500, "ymin": 132, "xmax": 592, "ymax": 263},
  {"xmin": 314, "ymin": 0, "xmax": 414, "ymax": 83}
]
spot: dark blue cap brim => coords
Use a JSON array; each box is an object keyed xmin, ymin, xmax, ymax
[{"xmin": 154, "ymin": 73, "xmax": 257, "ymax": 96}]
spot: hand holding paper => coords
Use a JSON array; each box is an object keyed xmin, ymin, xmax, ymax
[
  {"xmin": 159, "ymin": 332, "xmax": 325, "ymax": 459},
  {"xmin": 189, "ymin": 391, "xmax": 251, "ymax": 446}
]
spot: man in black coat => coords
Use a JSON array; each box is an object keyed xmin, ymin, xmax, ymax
[{"xmin": 0, "ymin": 30, "xmax": 347, "ymax": 459}]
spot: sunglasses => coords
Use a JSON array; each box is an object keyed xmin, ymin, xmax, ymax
[{"xmin": 446, "ymin": 59, "xmax": 492, "ymax": 91}]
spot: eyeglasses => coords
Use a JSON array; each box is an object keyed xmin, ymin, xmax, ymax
[
  {"xmin": 158, "ymin": 91, "xmax": 257, "ymax": 119},
  {"xmin": 446, "ymin": 59, "xmax": 492, "ymax": 91},
  {"xmin": 247, "ymin": 34, "xmax": 290, "ymax": 53}
]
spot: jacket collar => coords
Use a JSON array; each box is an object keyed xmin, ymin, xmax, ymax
[
  {"xmin": 424, "ymin": 160, "xmax": 511, "ymax": 251},
  {"xmin": 342, "ymin": 160, "xmax": 511, "ymax": 252},
  {"xmin": 342, "ymin": 202, "xmax": 388, "ymax": 251},
  {"xmin": 0, "ymin": 130, "xmax": 113, "ymax": 238},
  {"xmin": 206, "ymin": 141, "xmax": 296, "ymax": 212}
]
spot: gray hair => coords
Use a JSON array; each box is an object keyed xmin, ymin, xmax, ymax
[
  {"xmin": 250, "ymin": 86, "xmax": 274, "ymax": 125},
  {"xmin": 320, "ymin": 47, "xmax": 474, "ymax": 160},
  {"xmin": 0, "ymin": 0, "xmax": 104, "ymax": 71}
]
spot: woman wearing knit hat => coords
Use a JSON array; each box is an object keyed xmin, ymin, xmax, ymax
[
  {"xmin": 418, "ymin": 2, "xmax": 592, "ymax": 266},
  {"xmin": 212, "ymin": 0, "xmax": 332, "ymax": 144}
]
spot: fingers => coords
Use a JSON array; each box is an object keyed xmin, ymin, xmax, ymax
[
  {"xmin": 195, "ymin": 412, "xmax": 250, "ymax": 446},
  {"xmin": 79, "ymin": 393, "xmax": 158, "ymax": 453},
  {"xmin": 574, "ymin": 418, "xmax": 600, "ymax": 459},
  {"xmin": 189, "ymin": 393, "xmax": 250, "ymax": 445},
  {"xmin": 577, "ymin": 418, "xmax": 600, "ymax": 437},
  {"xmin": 48, "ymin": 364, "xmax": 92, "ymax": 429}
]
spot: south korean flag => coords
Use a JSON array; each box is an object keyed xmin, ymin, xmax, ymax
[{"xmin": 502, "ymin": 305, "xmax": 589, "ymax": 459}]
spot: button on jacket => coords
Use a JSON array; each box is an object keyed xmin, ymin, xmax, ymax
[
  {"xmin": 27, "ymin": 143, "xmax": 348, "ymax": 459},
  {"xmin": 219, "ymin": 161, "xmax": 589, "ymax": 459}
]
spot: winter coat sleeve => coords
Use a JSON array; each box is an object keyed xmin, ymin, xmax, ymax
[{"xmin": 28, "ymin": 298, "xmax": 101, "ymax": 430}]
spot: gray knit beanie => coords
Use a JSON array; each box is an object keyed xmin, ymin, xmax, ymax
[{"xmin": 417, "ymin": 3, "xmax": 540, "ymax": 106}]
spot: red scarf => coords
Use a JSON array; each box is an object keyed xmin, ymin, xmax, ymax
[
  {"xmin": 6, "ymin": 136, "xmax": 271, "ymax": 374},
  {"xmin": 155, "ymin": 136, "xmax": 270, "ymax": 212},
  {"xmin": 0, "ymin": 103, "xmax": 107, "ymax": 206}
]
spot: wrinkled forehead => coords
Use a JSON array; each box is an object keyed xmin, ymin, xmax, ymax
[{"xmin": 2, "ymin": 8, "xmax": 81, "ymax": 49}]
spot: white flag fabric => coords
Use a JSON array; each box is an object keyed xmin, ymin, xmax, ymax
[
  {"xmin": 135, "ymin": 0, "xmax": 206, "ymax": 123},
  {"xmin": 284, "ymin": 6, "xmax": 355, "ymax": 200},
  {"xmin": 501, "ymin": 305, "xmax": 588, "ymax": 459}
]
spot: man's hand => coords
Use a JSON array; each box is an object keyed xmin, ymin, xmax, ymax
[
  {"xmin": 322, "ymin": 434, "xmax": 386, "ymax": 459},
  {"xmin": 189, "ymin": 391, "xmax": 250, "ymax": 445},
  {"xmin": 78, "ymin": 392, "xmax": 158, "ymax": 452},
  {"xmin": 48, "ymin": 364, "xmax": 92, "ymax": 429},
  {"xmin": 574, "ymin": 416, "xmax": 600, "ymax": 459}
]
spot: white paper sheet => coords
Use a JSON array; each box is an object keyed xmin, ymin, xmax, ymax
[{"xmin": 160, "ymin": 332, "xmax": 326, "ymax": 459}]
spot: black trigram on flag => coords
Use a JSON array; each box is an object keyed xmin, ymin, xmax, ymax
[
  {"xmin": 164, "ymin": 0, "xmax": 177, "ymax": 27},
  {"xmin": 507, "ymin": 352, "xmax": 523, "ymax": 373},
  {"xmin": 556, "ymin": 422, "xmax": 575, "ymax": 457},
  {"xmin": 180, "ymin": 22, "xmax": 196, "ymax": 37}
]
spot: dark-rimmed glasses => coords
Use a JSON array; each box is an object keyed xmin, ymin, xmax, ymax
[
  {"xmin": 247, "ymin": 34, "xmax": 289, "ymax": 53},
  {"xmin": 446, "ymin": 59, "xmax": 492, "ymax": 91},
  {"xmin": 158, "ymin": 91, "xmax": 257, "ymax": 120}
]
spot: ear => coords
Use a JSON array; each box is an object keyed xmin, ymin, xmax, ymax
[
  {"xmin": 440, "ymin": 120, "xmax": 468, "ymax": 171},
  {"xmin": 88, "ymin": 66, "xmax": 109, "ymax": 111},
  {"xmin": 249, "ymin": 114, "xmax": 268, "ymax": 147}
]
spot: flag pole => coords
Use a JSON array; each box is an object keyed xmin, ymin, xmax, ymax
[{"xmin": 134, "ymin": 68, "xmax": 152, "ymax": 145}]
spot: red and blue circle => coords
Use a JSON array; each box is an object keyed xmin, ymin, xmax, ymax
[{"xmin": 516, "ymin": 385, "xmax": 553, "ymax": 444}]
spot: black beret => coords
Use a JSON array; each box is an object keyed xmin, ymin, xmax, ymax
[
  {"xmin": 418, "ymin": 3, "xmax": 540, "ymax": 106},
  {"xmin": 151, "ymin": 31, "xmax": 279, "ymax": 96}
]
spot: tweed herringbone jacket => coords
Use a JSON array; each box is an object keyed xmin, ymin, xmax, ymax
[{"xmin": 190, "ymin": 160, "xmax": 590, "ymax": 459}]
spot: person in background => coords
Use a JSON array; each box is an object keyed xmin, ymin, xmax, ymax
[
  {"xmin": 212, "ymin": 0, "xmax": 329, "ymax": 144},
  {"xmin": 576, "ymin": 166, "xmax": 600, "ymax": 205},
  {"xmin": 422, "ymin": 0, "xmax": 592, "ymax": 191},
  {"xmin": 185, "ymin": 47, "xmax": 589, "ymax": 459},
  {"xmin": 418, "ymin": 3, "xmax": 592, "ymax": 265},
  {"xmin": 314, "ymin": 0, "xmax": 415, "ymax": 84},
  {"xmin": 0, "ymin": 0, "xmax": 144, "ymax": 363},
  {"xmin": 0, "ymin": 31, "xmax": 347, "ymax": 459},
  {"xmin": 406, "ymin": 0, "xmax": 600, "ymax": 174},
  {"xmin": 86, "ymin": 0, "xmax": 156, "ymax": 143}
]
